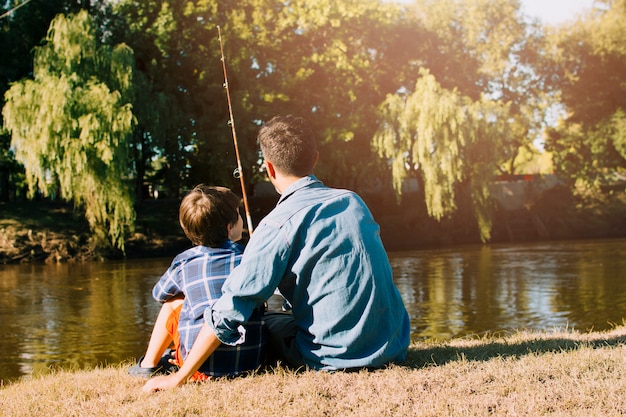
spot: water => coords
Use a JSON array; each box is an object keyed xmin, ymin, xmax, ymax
[
  {"xmin": 394, "ymin": 238, "xmax": 626, "ymax": 340},
  {"xmin": 1, "ymin": 238, "xmax": 625, "ymax": 383},
  {"xmin": 0, "ymin": 259, "xmax": 164, "ymax": 384}
]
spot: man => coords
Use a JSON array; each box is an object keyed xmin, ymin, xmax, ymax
[{"xmin": 144, "ymin": 115, "xmax": 410, "ymax": 391}]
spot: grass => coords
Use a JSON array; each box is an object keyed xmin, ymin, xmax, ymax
[{"xmin": 2, "ymin": 326, "xmax": 625, "ymax": 416}]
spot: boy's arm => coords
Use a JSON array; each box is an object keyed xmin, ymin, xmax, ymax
[{"xmin": 142, "ymin": 321, "xmax": 222, "ymax": 392}]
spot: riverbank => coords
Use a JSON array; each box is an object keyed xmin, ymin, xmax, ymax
[
  {"xmin": 1, "ymin": 326, "xmax": 625, "ymax": 416},
  {"xmin": 0, "ymin": 199, "xmax": 189, "ymax": 264},
  {"xmin": 1, "ymin": 186, "xmax": 625, "ymax": 263}
]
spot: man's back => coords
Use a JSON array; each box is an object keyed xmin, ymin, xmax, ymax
[
  {"xmin": 216, "ymin": 176, "xmax": 410, "ymax": 370},
  {"xmin": 267, "ymin": 176, "xmax": 410, "ymax": 369}
]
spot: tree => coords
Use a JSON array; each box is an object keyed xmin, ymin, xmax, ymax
[
  {"xmin": 1, "ymin": 1, "xmax": 110, "ymax": 202},
  {"xmin": 111, "ymin": 0, "xmax": 428, "ymax": 196},
  {"xmin": 370, "ymin": 0, "xmax": 548, "ymax": 242},
  {"xmin": 0, "ymin": 132, "xmax": 23, "ymax": 200},
  {"xmin": 209, "ymin": 0, "xmax": 429, "ymax": 190},
  {"xmin": 541, "ymin": 0, "xmax": 626, "ymax": 194},
  {"xmin": 373, "ymin": 69, "xmax": 510, "ymax": 242},
  {"xmin": 109, "ymin": 0, "xmax": 256, "ymax": 199},
  {"xmin": 408, "ymin": 0, "xmax": 543, "ymax": 177},
  {"xmin": 3, "ymin": 10, "xmax": 135, "ymax": 251}
]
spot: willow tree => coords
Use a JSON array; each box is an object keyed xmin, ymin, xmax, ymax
[
  {"xmin": 2, "ymin": 10, "xmax": 136, "ymax": 251},
  {"xmin": 407, "ymin": 0, "xmax": 544, "ymax": 179},
  {"xmin": 373, "ymin": 69, "xmax": 509, "ymax": 242}
]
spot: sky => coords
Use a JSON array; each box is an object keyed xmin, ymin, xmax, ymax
[
  {"xmin": 520, "ymin": 0, "xmax": 595, "ymax": 24},
  {"xmin": 390, "ymin": 0, "xmax": 597, "ymax": 25}
]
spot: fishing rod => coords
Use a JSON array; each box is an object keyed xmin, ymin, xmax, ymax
[
  {"xmin": 217, "ymin": 25, "xmax": 254, "ymax": 234},
  {"xmin": 0, "ymin": 0, "xmax": 33, "ymax": 20}
]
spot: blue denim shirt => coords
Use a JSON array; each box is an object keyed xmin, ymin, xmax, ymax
[{"xmin": 207, "ymin": 175, "xmax": 410, "ymax": 370}]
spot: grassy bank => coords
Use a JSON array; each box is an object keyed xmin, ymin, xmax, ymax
[{"xmin": 2, "ymin": 326, "xmax": 625, "ymax": 416}]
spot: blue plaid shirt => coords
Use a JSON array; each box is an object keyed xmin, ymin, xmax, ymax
[{"xmin": 152, "ymin": 242, "xmax": 266, "ymax": 376}]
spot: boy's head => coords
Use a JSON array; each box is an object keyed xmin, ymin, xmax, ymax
[
  {"xmin": 258, "ymin": 115, "xmax": 317, "ymax": 177},
  {"xmin": 179, "ymin": 185, "xmax": 241, "ymax": 247}
]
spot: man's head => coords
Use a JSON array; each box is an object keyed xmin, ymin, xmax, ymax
[
  {"xmin": 179, "ymin": 185, "xmax": 241, "ymax": 247},
  {"xmin": 258, "ymin": 115, "xmax": 318, "ymax": 177}
]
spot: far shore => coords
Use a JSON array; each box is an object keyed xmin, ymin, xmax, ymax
[
  {"xmin": 2, "ymin": 189, "xmax": 626, "ymax": 264},
  {"xmin": 2, "ymin": 326, "xmax": 625, "ymax": 416}
]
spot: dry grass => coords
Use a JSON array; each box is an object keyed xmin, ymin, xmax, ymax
[{"xmin": 2, "ymin": 326, "xmax": 626, "ymax": 416}]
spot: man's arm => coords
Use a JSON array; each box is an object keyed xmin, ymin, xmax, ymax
[{"xmin": 142, "ymin": 321, "xmax": 222, "ymax": 392}]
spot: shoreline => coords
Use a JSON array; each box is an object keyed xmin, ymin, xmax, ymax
[
  {"xmin": 2, "ymin": 188, "xmax": 626, "ymax": 264},
  {"xmin": 0, "ymin": 199, "xmax": 189, "ymax": 264},
  {"xmin": 2, "ymin": 326, "xmax": 626, "ymax": 416}
]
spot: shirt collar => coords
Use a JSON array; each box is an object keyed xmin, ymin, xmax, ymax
[{"xmin": 277, "ymin": 175, "xmax": 321, "ymax": 205}]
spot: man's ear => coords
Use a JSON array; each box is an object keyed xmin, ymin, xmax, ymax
[{"xmin": 265, "ymin": 160, "xmax": 276, "ymax": 179}]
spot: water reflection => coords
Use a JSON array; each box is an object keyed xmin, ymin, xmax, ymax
[
  {"xmin": 391, "ymin": 239, "xmax": 626, "ymax": 340},
  {"xmin": 1, "ymin": 238, "xmax": 625, "ymax": 383},
  {"xmin": 0, "ymin": 259, "xmax": 165, "ymax": 383}
]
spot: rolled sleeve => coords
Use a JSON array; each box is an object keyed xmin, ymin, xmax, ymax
[{"xmin": 205, "ymin": 305, "xmax": 247, "ymax": 346}]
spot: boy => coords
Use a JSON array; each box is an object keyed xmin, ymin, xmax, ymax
[{"xmin": 128, "ymin": 185, "xmax": 266, "ymax": 379}]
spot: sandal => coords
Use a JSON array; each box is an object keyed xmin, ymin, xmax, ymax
[{"xmin": 128, "ymin": 351, "xmax": 178, "ymax": 378}]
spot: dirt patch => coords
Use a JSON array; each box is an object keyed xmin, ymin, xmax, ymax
[
  {"xmin": 0, "ymin": 225, "xmax": 93, "ymax": 263},
  {"xmin": 0, "ymin": 199, "xmax": 189, "ymax": 264}
]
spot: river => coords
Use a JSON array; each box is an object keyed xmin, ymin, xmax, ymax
[{"xmin": 1, "ymin": 238, "xmax": 625, "ymax": 383}]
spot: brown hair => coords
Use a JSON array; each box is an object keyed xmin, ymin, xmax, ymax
[
  {"xmin": 178, "ymin": 185, "xmax": 240, "ymax": 247},
  {"xmin": 257, "ymin": 115, "xmax": 317, "ymax": 177}
]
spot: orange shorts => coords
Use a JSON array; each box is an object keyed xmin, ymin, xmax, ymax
[{"xmin": 165, "ymin": 303, "xmax": 211, "ymax": 382}]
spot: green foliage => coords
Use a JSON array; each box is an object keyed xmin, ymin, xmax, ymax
[
  {"xmin": 207, "ymin": 0, "xmax": 418, "ymax": 187},
  {"xmin": 411, "ymin": 0, "xmax": 541, "ymax": 176},
  {"xmin": 0, "ymin": 1, "xmax": 105, "ymax": 94},
  {"xmin": 374, "ymin": 69, "xmax": 509, "ymax": 242},
  {"xmin": 542, "ymin": 0, "xmax": 626, "ymax": 192},
  {"xmin": 111, "ymin": 0, "xmax": 248, "ymax": 196},
  {"xmin": 611, "ymin": 110, "xmax": 626, "ymax": 161},
  {"xmin": 0, "ymin": 1, "xmax": 110, "ymax": 202},
  {"xmin": 112, "ymin": 0, "xmax": 425, "ymax": 192},
  {"xmin": 512, "ymin": 144, "xmax": 553, "ymax": 175},
  {"xmin": 2, "ymin": 11, "xmax": 135, "ymax": 251},
  {"xmin": 0, "ymin": 0, "xmax": 623, "ymax": 249},
  {"xmin": 411, "ymin": 0, "xmax": 526, "ymax": 96}
]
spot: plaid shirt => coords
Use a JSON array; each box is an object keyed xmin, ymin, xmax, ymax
[{"xmin": 152, "ymin": 242, "xmax": 266, "ymax": 376}]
